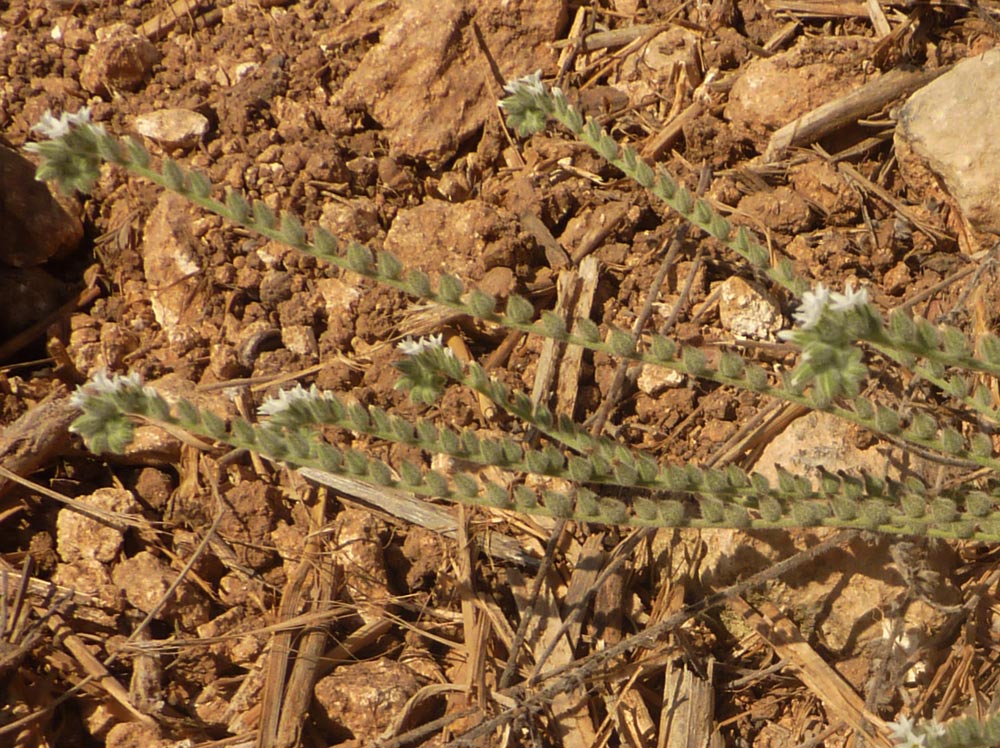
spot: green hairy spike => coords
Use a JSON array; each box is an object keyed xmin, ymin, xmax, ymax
[
  {"xmin": 252, "ymin": 200, "xmax": 277, "ymax": 230},
  {"xmin": 506, "ymin": 293, "xmax": 535, "ymax": 324},
  {"xmin": 467, "ymin": 289, "xmax": 497, "ymax": 318},
  {"xmin": 35, "ymin": 66, "xmax": 1000, "ymax": 645},
  {"xmin": 514, "ymin": 485, "xmax": 538, "ymax": 509},
  {"xmin": 575, "ymin": 317, "xmax": 601, "ymax": 343},
  {"xmin": 650, "ymin": 335, "xmax": 677, "ymax": 362},
  {"xmin": 377, "ymin": 251, "xmax": 403, "ymax": 281},
  {"xmin": 608, "ymin": 328, "xmax": 636, "ymax": 357}
]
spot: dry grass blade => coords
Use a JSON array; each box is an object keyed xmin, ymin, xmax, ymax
[
  {"xmin": 46, "ymin": 610, "xmax": 158, "ymax": 726},
  {"xmin": 765, "ymin": 67, "xmax": 951, "ymax": 161},
  {"xmin": 0, "ymin": 558, "xmax": 52, "ymax": 679},
  {"xmin": 762, "ymin": 0, "xmax": 890, "ymax": 17},
  {"xmin": 297, "ymin": 467, "xmax": 537, "ymax": 567},
  {"xmin": 508, "ymin": 565, "xmax": 599, "ymax": 748},
  {"xmin": 274, "ymin": 554, "xmax": 339, "ymax": 748},
  {"xmin": 434, "ymin": 533, "xmax": 858, "ymax": 747},
  {"xmin": 257, "ymin": 489, "xmax": 331, "ymax": 748},
  {"xmin": 0, "ymin": 464, "xmax": 155, "ymax": 530},
  {"xmin": 556, "ymin": 256, "xmax": 599, "ymax": 418}
]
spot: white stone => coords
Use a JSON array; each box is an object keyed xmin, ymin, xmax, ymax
[
  {"xmin": 637, "ymin": 364, "xmax": 684, "ymax": 395},
  {"xmin": 56, "ymin": 487, "xmax": 138, "ymax": 563},
  {"xmin": 134, "ymin": 108, "xmax": 209, "ymax": 150},
  {"xmin": 316, "ymin": 276, "xmax": 360, "ymax": 317},
  {"xmin": 141, "ymin": 192, "xmax": 207, "ymax": 342},
  {"xmin": 281, "ymin": 325, "xmax": 319, "ymax": 359},
  {"xmin": 896, "ymin": 49, "xmax": 1000, "ymax": 234},
  {"xmin": 717, "ymin": 276, "xmax": 781, "ymax": 339}
]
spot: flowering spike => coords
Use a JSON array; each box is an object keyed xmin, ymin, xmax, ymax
[
  {"xmin": 225, "ymin": 190, "xmax": 252, "ymax": 223},
  {"xmin": 540, "ymin": 310, "xmax": 567, "ymax": 338}
]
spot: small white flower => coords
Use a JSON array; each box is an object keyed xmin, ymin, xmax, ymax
[
  {"xmin": 32, "ymin": 107, "xmax": 93, "ymax": 139},
  {"xmin": 829, "ymin": 281, "xmax": 869, "ymax": 313},
  {"xmin": 792, "ymin": 284, "xmax": 831, "ymax": 330},
  {"xmin": 258, "ymin": 383, "xmax": 329, "ymax": 417},
  {"xmin": 502, "ymin": 70, "xmax": 546, "ymax": 98},
  {"xmin": 887, "ymin": 715, "xmax": 927, "ymax": 748},
  {"xmin": 397, "ymin": 333, "xmax": 446, "ymax": 357},
  {"xmin": 69, "ymin": 369, "xmax": 147, "ymax": 409}
]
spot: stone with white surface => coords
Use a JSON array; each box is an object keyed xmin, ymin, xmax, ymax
[
  {"xmin": 141, "ymin": 192, "xmax": 208, "ymax": 343},
  {"xmin": 637, "ymin": 364, "xmax": 684, "ymax": 395},
  {"xmin": 896, "ymin": 49, "xmax": 1000, "ymax": 234},
  {"xmin": 717, "ymin": 276, "xmax": 782, "ymax": 339},
  {"xmin": 134, "ymin": 108, "xmax": 209, "ymax": 150}
]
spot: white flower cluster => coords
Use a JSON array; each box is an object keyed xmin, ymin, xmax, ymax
[
  {"xmin": 502, "ymin": 70, "xmax": 546, "ymax": 98},
  {"xmin": 887, "ymin": 715, "xmax": 946, "ymax": 748},
  {"xmin": 31, "ymin": 107, "xmax": 95, "ymax": 140},
  {"xmin": 396, "ymin": 333, "xmax": 448, "ymax": 357},
  {"xmin": 500, "ymin": 70, "xmax": 563, "ymax": 105},
  {"xmin": 790, "ymin": 282, "xmax": 869, "ymax": 330},
  {"xmin": 258, "ymin": 383, "xmax": 335, "ymax": 417},
  {"xmin": 69, "ymin": 369, "xmax": 155, "ymax": 410}
]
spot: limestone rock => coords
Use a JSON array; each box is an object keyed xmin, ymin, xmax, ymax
[
  {"xmin": 637, "ymin": 364, "xmax": 684, "ymax": 395},
  {"xmin": 313, "ymin": 659, "xmax": 423, "ymax": 741},
  {"xmin": 691, "ymin": 410, "xmax": 961, "ymax": 666},
  {"xmin": 717, "ymin": 276, "xmax": 782, "ymax": 340},
  {"xmin": 134, "ymin": 108, "xmax": 209, "ymax": 150},
  {"xmin": 725, "ymin": 36, "xmax": 871, "ymax": 140},
  {"xmin": 56, "ymin": 487, "xmax": 139, "ymax": 564},
  {"xmin": 384, "ymin": 198, "xmax": 530, "ymax": 280},
  {"xmin": 896, "ymin": 49, "xmax": 1000, "ymax": 234},
  {"xmin": 112, "ymin": 550, "xmax": 210, "ymax": 628},
  {"xmin": 141, "ymin": 191, "xmax": 209, "ymax": 343},
  {"xmin": 752, "ymin": 410, "xmax": 886, "ymax": 486}
]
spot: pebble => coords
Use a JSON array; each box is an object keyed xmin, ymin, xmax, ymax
[
  {"xmin": 79, "ymin": 23, "xmax": 159, "ymax": 97},
  {"xmin": 717, "ymin": 276, "xmax": 782, "ymax": 340},
  {"xmin": 637, "ymin": 364, "xmax": 684, "ymax": 395},
  {"xmin": 134, "ymin": 108, "xmax": 209, "ymax": 150}
]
